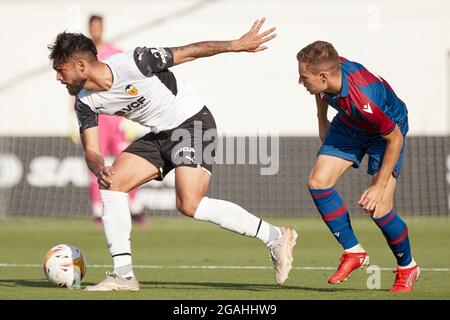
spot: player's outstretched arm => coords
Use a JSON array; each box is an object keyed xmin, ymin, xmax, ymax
[{"xmin": 171, "ymin": 17, "xmax": 276, "ymax": 66}]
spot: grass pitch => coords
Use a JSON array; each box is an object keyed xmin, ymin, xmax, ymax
[{"xmin": 0, "ymin": 216, "xmax": 449, "ymax": 300}]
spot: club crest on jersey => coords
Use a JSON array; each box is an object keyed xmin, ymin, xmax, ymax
[{"xmin": 125, "ymin": 84, "xmax": 138, "ymax": 96}]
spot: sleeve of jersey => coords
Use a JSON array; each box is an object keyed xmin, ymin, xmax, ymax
[
  {"xmin": 133, "ymin": 47, "xmax": 174, "ymax": 76},
  {"xmin": 75, "ymin": 98, "xmax": 98, "ymax": 133}
]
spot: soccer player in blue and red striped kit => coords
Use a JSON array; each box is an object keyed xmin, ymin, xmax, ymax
[{"xmin": 297, "ymin": 41, "xmax": 419, "ymax": 292}]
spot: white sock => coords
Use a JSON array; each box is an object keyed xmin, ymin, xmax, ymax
[
  {"xmin": 100, "ymin": 190, "xmax": 134, "ymax": 278},
  {"xmin": 344, "ymin": 244, "xmax": 365, "ymax": 253},
  {"xmin": 193, "ymin": 197, "xmax": 281, "ymax": 247},
  {"xmin": 398, "ymin": 258, "xmax": 417, "ymax": 269},
  {"xmin": 257, "ymin": 220, "xmax": 282, "ymax": 247},
  {"xmin": 113, "ymin": 254, "xmax": 134, "ymax": 278}
]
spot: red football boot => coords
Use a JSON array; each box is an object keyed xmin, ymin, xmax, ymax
[
  {"xmin": 390, "ymin": 265, "xmax": 420, "ymax": 293},
  {"xmin": 328, "ymin": 252, "xmax": 370, "ymax": 284}
]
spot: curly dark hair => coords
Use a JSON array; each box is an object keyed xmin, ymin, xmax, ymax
[{"xmin": 48, "ymin": 32, "xmax": 97, "ymax": 65}]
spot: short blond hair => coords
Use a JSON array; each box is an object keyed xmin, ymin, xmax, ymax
[{"xmin": 297, "ymin": 41, "xmax": 340, "ymax": 74}]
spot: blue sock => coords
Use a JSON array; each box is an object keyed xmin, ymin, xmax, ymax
[
  {"xmin": 309, "ymin": 187, "xmax": 358, "ymax": 250},
  {"xmin": 372, "ymin": 209, "xmax": 412, "ymax": 266}
]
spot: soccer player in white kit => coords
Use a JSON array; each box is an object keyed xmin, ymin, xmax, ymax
[{"xmin": 48, "ymin": 18, "xmax": 298, "ymax": 291}]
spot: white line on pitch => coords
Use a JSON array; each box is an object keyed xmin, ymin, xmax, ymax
[{"xmin": 0, "ymin": 263, "xmax": 449, "ymax": 272}]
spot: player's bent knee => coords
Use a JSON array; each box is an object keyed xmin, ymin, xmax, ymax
[
  {"xmin": 176, "ymin": 203, "xmax": 196, "ymax": 218},
  {"xmin": 307, "ymin": 174, "xmax": 334, "ymax": 190},
  {"xmin": 176, "ymin": 197, "xmax": 203, "ymax": 218}
]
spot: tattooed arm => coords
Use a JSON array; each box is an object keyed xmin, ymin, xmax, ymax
[{"xmin": 171, "ymin": 18, "xmax": 276, "ymax": 66}]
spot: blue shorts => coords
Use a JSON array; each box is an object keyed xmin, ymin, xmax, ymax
[{"xmin": 318, "ymin": 118, "xmax": 406, "ymax": 178}]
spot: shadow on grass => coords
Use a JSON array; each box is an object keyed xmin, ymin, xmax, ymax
[
  {"xmin": 0, "ymin": 279, "xmax": 55, "ymax": 288},
  {"xmin": 139, "ymin": 280, "xmax": 370, "ymax": 293},
  {"xmin": 0, "ymin": 279, "xmax": 381, "ymax": 294}
]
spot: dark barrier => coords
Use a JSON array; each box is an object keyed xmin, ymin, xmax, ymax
[{"xmin": 0, "ymin": 136, "xmax": 448, "ymax": 217}]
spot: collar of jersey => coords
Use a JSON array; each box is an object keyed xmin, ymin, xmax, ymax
[{"xmin": 327, "ymin": 67, "xmax": 349, "ymax": 100}]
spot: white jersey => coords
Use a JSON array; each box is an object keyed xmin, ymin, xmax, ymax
[{"xmin": 75, "ymin": 47, "xmax": 204, "ymax": 133}]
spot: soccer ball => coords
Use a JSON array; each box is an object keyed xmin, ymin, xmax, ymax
[{"xmin": 43, "ymin": 244, "xmax": 87, "ymax": 289}]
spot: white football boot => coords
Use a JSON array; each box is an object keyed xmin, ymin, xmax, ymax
[
  {"xmin": 84, "ymin": 271, "xmax": 139, "ymax": 291},
  {"xmin": 269, "ymin": 227, "xmax": 299, "ymax": 285}
]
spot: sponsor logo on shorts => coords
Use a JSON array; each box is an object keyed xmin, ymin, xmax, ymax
[
  {"xmin": 174, "ymin": 147, "xmax": 196, "ymax": 164},
  {"xmin": 170, "ymin": 121, "xmax": 280, "ymax": 175}
]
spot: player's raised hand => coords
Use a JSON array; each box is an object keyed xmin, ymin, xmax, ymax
[{"xmin": 234, "ymin": 18, "xmax": 277, "ymax": 52}]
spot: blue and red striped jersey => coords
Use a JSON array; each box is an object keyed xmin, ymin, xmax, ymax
[{"xmin": 321, "ymin": 57, "xmax": 408, "ymax": 136}]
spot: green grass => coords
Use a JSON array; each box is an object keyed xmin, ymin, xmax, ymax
[{"xmin": 0, "ymin": 217, "xmax": 449, "ymax": 300}]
